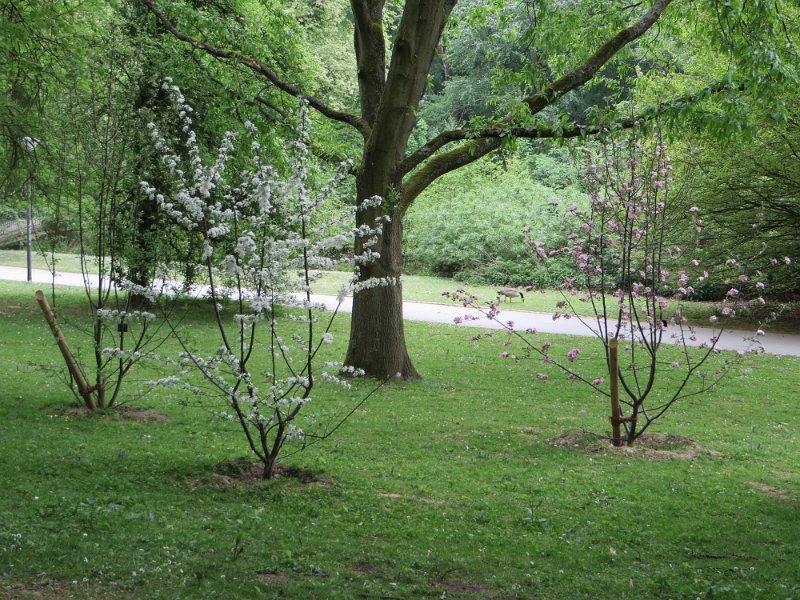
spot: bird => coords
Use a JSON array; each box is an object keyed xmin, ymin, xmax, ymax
[{"xmin": 497, "ymin": 288, "xmax": 524, "ymax": 302}]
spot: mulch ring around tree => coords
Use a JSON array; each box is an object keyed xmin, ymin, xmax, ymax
[
  {"xmin": 549, "ymin": 430, "xmax": 721, "ymax": 460},
  {"xmin": 204, "ymin": 456, "xmax": 333, "ymax": 487},
  {"xmin": 48, "ymin": 405, "xmax": 168, "ymax": 423}
]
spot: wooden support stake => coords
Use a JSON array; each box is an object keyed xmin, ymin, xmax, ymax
[
  {"xmin": 609, "ymin": 338, "xmax": 622, "ymax": 447},
  {"xmin": 35, "ymin": 290, "xmax": 96, "ymax": 409}
]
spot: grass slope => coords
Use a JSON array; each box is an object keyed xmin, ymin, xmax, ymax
[{"xmin": 0, "ymin": 280, "xmax": 798, "ymax": 599}]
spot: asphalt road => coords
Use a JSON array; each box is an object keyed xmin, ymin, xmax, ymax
[{"xmin": 3, "ymin": 265, "xmax": 799, "ymax": 357}]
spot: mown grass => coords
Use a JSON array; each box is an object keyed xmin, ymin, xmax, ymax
[
  {"xmin": 0, "ymin": 279, "xmax": 798, "ymax": 599},
  {"xmin": 0, "ymin": 249, "xmax": 94, "ymax": 274}
]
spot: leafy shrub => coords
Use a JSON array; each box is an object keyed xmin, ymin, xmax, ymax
[{"xmin": 404, "ymin": 157, "xmax": 586, "ymax": 286}]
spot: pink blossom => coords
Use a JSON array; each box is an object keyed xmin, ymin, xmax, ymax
[
  {"xmin": 689, "ymin": 206, "xmax": 699, "ymax": 212},
  {"xmin": 785, "ymin": 256, "xmax": 792, "ymax": 265},
  {"xmin": 738, "ymin": 274, "xmax": 749, "ymax": 282},
  {"xmin": 590, "ymin": 378, "xmax": 604, "ymax": 386},
  {"xmin": 567, "ymin": 348, "xmax": 580, "ymax": 362},
  {"xmin": 727, "ymin": 288, "xmax": 739, "ymax": 297},
  {"xmin": 537, "ymin": 373, "xmax": 548, "ymax": 381},
  {"xmin": 500, "ymin": 351, "xmax": 509, "ymax": 358},
  {"xmin": 756, "ymin": 282, "xmax": 765, "ymax": 289},
  {"xmin": 757, "ymin": 296, "xmax": 765, "ymax": 305},
  {"xmin": 671, "ymin": 361, "xmax": 679, "ymax": 368},
  {"xmin": 709, "ymin": 315, "xmax": 718, "ymax": 323}
]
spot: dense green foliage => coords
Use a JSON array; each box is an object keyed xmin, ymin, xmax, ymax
[
  {"xmin": 683, "ymin": 101, "xmax": 800, "ymax": 298},
  {"xmin": 405, "ymin": 154, "xmax": 585, "ymax": 286}
]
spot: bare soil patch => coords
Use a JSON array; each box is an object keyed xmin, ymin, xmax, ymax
[
  {"xmin": 350, "ymin": 564, "xmax": 382, "ymax": 575},
  {"xmin": 206, "ymin": 457, "xmax": 332, "ymax": 486},
  {"xmin": 431, "ymin": 579, "xmax": 493, "ymax": 594},
  {"xmin": 549, "ymin": 430, "xmax": 721, "ymax": 460},
  {"xmin": 1, "ymin": 580, "xmax": 130, "ymax": 599},
  {"xmin": 256, "ymin": 572, "xmax": 289, "ymax": 585},
  {"xmin": 746, "ymin": 481, "xmax": 792, "ymax": 501},
  {"xmin": 48, "ymin": 405, "xmax": 168, "ymax": 423}
]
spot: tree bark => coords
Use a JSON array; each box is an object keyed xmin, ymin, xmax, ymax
[
  {"xmin": 346, "ymin": 205, "xmax": 418, "ymax": 379},
  {"xmin": 345, "ymin": 0, "xmax": 456, "ymax": 379}
]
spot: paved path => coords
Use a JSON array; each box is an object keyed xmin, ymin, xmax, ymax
[{"xmin": 3, "ymin": 265, "xmax": 799, "ymax": 357}]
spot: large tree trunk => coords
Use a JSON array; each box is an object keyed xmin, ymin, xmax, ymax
[
  {"xmin": 345, "ymin": 204, "xmax": 418, "ymax": 379},
  {"xmin": 345, "ymin": 0, "xmax": 456, "ymax": 379}
]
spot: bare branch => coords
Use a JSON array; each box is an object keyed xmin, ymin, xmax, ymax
[{"xmin": 140, "ymin": 0, "xmax": 371, "ymax": 137}]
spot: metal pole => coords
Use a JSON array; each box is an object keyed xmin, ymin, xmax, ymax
[{"xmin": 26, "ymin": 175, "xmax": 33, "ymax": 282}]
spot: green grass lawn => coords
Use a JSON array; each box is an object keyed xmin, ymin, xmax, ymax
[{"xmin": 1, "ymin": 280, "xmax": 798, "ymax": 599}]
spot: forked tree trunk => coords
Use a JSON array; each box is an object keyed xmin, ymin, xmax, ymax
[{"xmin": 344, "ymin": 0, "xmax": 456, "ymax": 380}]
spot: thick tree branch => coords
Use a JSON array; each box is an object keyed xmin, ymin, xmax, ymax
[
  {"xmin": 140, "ymin": 0, "xmax": 371, "ymax": 138},
  {"xmin": 400, "ymin": 80, "xmax": 735, "ymax": 177},
  {"xmin": 400, "ymin": 122, "xmax": 634, "ymax": 175},
  {"xmin": 351, "ymin": 0, "xmax": 386, "ymax": 124},
  {"xmin": 400, "ymin": 137, "xmax": 502, "ymax": 210},
  {"xmin": 523, "ymin": 0, "xmax": 675, "ymax": 115},
  {"xmin": 399, "ymin": 0, "xmax": 677, "ymax": 178}
]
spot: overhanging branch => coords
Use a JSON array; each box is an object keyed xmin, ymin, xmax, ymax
[
  {"xmin": 400, "ymin": 80, "xmax": 736, "ymax": 179},
  {"xmin": 400, "ymin": 0, "xmax": 677, "ymax": 180},
  {"xmin": 400, "ymin": 137, "xmax": 502, "ymax": 210},
  {"xmin": 523, "ymin": 0, "xmax": 675, "ymax": 115},
  {"xmin": 140, "ymin": 0, "xmax": 371, "ymax": 138}
]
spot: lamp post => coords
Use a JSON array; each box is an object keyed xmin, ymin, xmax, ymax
[{"xmin": 21, "ymin": 136, "xmax": 39, "ymax": 282}]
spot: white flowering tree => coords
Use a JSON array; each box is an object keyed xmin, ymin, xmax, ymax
[
  {"xmin": 142, "ymin": 81, "xmax": 391, "ymax": 478},
  {"xmin": 452, "ymin": 130, "xmax": 783, "ymax": 446}
]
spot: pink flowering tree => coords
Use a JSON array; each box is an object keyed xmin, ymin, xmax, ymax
[
  {"xmin": 141, "ymin": 81, "xmax": 392, "ymax": 478},
  {"xmin": 452, "ymin": 130, "xmax": 783, "ymax": 446}
]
